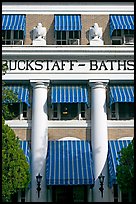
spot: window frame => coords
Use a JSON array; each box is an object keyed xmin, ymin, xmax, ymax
[
  {"xmin": 111, "ymin": 29, "xmax": 134, "ymax": 45},
  {"xmin": 2, "ymin": 30, "xmax": 24, "ymax": 45},
  {"xmin": 113, "ymin": 184, "xmax": 119, "ymax": 202},
  {"xmin": 109, "ymin": 102, "xmax": 134, "ymax": 120},
  {"xmin": 52, "ymin": 186, "xmax": 87, "ymax": 202},
  {"xmin": 51, "ymin": 103, "xmax": 86, "ymax": 120},
  {"xmin": 55, "ymin": 31, "xmax": 80, "ymax": 45},
  {"xmin": 5, "ymin": 102, "xmax": 28, "ymax": 120},
  {"xmin": 20, "ymin": 102, "xmax": 28, "ymax": 120},
  {"xmin": 17, "ymin": 189, "xmax": 26, "ymax": 202}
]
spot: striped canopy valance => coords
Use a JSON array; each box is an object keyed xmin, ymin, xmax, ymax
[
  {"xmin": 108, "ymin": 139, "xmax": 132, "ymax": 188},
  {"xmin": 46, "ymin": 140, "xmax": 95, "ymax": 186},
  {"xmin": 109, "ymin": 15, "xmax": 134, "ymax": 36},
  {"xmin": 2, "ymin": 14, "xmax": 26, "ymax": 36},
  {"xmin": 3, "ymin": 85, "xmax": 30, "ymax": 107},
  {"xmin": 54, "ymin": 15, "xmax": 82, "ymax": 31},
  {"xmin": 51, "ymin": 85, "xmax": 88, "ymax": 103},
  {"xmin": 109, "ymin": 85, "xmax": 134, "ymax": 106},
  {"xmin": 20, "ymin": 140, "xmax": 30, "ymax": 164}
]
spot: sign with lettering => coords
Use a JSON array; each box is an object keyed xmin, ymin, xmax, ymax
[{"xmin": 2, "ymin": 59, "xmax": 134, "ymax": 73}]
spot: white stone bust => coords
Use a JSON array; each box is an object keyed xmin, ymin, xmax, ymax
[
  {"xmin": 89, "ymin": 23, "xmax": 102, "ymax": 41},
  {"xmin": 30, "ymin": 23, "xmax": 46, "ymax": 41}
]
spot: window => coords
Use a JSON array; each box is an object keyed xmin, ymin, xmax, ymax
[
  {"xmin": 2, "ymin": 30, "xmax": 24, "ymax": 45},
  {"xmin": 123, "ymin": 29, "xmax": 134, "ymax": 45},
  {"xmin": 111, "ymin": 29, "xmax": 134, "ymax": 45},
  {"xmin": 52, "ymin": 103, "xmax": 58, "ymax": 118},
  {"xmin": 113, "ymin": 184, "xmax": 134, "ymax": 202},
  {"xmin": 5, "ymin": 102, "xmax": 28, "ymax": 120},
  {"xmin": 54, "ymin": 14, "xmax": 82, "ymax": 45},
  {"xmin": 3, "ymin": 85, "xmax": 30, "ymax": 120},
  {"xmin": 55, "ymin": 31, "xmax": 80, "ymax": 45},
  {"xmin": 52, "ymin": 186, "xmax": 87, "ymax": 202},
  {"xmin": 79, "ymin": 103, "xmax": 86, "ymax": 119},
  {"xmin": 111, "ymin": 29, "xmax": 122, "ymax": 45},
  {"xmin": 61, "ymin": 103, "xmax": 78, "ymax": 120},
  {"xmin": 17, "ymin": 189, "xmax": 26, "ymax": 202},
  {"xmin": 121, "ymin": 190, "xmax": 134, "ymax": 202},
  {"xmin": 113, "ymin": 184, "xmax": 119, "ymax": 202},
  {"xmin": 109, "ymin": 102, "xmax": 134, "ymax": 120},
  {"xmin": 21, "ymin": 189, "xmax": 26, "ymax": 202},
  {"xmin": 11, "ymin": 192, "xmax": 18, "ymax": 202},
  {"xmin": 51, "ymin": 103, "xmax": 86, "ymax": 120}
]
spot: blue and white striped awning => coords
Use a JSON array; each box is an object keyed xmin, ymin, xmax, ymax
[
  {"xmin": 109, "ymin": 85, "xmax": 134, "ymax": 106},
  {"xmin": 3, "ymin": 85, "xmax": 30, "ymax": 107},
  {"xmin": 109, "ymin": 15, "xmax": 134, "ymax": 36},
  {"xmin": 51, "ymin": 85, "xmax": 88, "ymax": 103},
  {"xmin": 2, "ymin": 14, "xmax": 26, "ymax": 35},
  {"xmin": 20, "ymin": 140, "xmax": 30, "ymax": 164},
  {"xmin": 108, "ymin": 140, "xmax": 132, "ymax": 188},
  {"xmin": 54, "ymin": 15, "xmax": 82, "ymax": 31},
  {"xmin": 46, "ymin": 140, "xmax": 95, "ymax": 185}
]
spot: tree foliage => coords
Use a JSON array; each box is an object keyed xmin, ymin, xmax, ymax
[
  {"xmin": 2, "ymin": 88, "xmax": 18, "ymax": 119},
  {"xmin": 116, "ymin": 140, "xmax": 134, "ymax": 194},
  {"xmin": 2, "ymin": 118, "xmax": 30, "ymax": 202},
  {"xmin": 2, "ymin": 62, "xmax": 8, "ymax": 75},
  {"xmin": 2, "ymin": 63, "xmax": 30, "ymax": 202},
  {"xmin": 2, "ymin": 62, "xmax": 18, "ymax": 119}
]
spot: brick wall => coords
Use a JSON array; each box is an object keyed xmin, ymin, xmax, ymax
[
  {"xmin": 13, "ymin": 128, "xmax": 31, "ymax": 141},
  {"xmin": 81, "ymin": 14, "xmax": 111, "ymax": 45},
  {"xmin": 48, "ymin": 128, "xmax": 87, "ymax": 140},
  {"xmin": 25, "ymin": 14, "xmax": 111, "ymax": 45},
  {"xmin": 13, "ymin": 127, "xmax": 134, "ymax": 141},
  {"xmin": 108, "ymin": 128, "xmax": 134, "ymax": 140},
  {"xmin": 25, "ymin": 14, "xmax": 54, "ymax": 45}
]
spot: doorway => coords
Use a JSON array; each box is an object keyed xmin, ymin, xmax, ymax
[{"xmin": 52, "ymin": 186, "xmax": 87, "ymax": 202}]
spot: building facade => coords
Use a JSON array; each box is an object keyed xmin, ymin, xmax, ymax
[{"xmin": 2, "ymin": 2, "xmax": 134, "ymax": 202}]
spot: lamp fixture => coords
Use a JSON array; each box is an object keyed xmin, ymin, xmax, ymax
[
  {"xmin": 98, "ymin": 173, "xmax": 105, "ymax": 198},
  {"xmin": 36, "ymin": 173, "xmax": 42, "ymax": 198}
]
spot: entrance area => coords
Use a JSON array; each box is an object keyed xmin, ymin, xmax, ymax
[{"xmin": 52, "ymin": 186, "xmax": 87, "ymax": 202}]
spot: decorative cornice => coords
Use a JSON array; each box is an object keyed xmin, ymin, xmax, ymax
[
  {"xmin": 2, "ymin": 45, "xmax": 134, "ymax": 57},
  {"xmin": 2, "ymin": 2, "xmax": 134, "ymax": 15}
]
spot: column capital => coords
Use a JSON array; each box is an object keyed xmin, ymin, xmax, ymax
[
  {"xmin": 30, "ymin": 80, "xmax": 50, "ymax": 88},
  {"xmin": 88, "ymin": 80, "xmax": 109, "ymax": 89}
]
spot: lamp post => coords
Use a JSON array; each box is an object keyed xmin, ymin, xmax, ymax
[
  {"xmin": 36, "ymin": 173, "xmax": 42, "ymax": 198},
  {"xmin": 98, "ymin": 173, "xmax": 105, "ymax": 198}
]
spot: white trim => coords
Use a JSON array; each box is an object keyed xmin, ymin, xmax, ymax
[
  {"xmin": 2, "ymin": 2, "xmax": 134, "ymax": 15},
  {"xmin": 5, "ymin": 120, "xmax": 31, "ymax": 128},
  {"xmin": 107, "ymin": 120, "xmax": 134, "ymax": 128},
  {"xmin": 2, "ymin": 45, "xmax": 134, "ymax": 56},
  {"xmin": 58, "ymin": 137, "xmax": 80, "ymax": 140},
  {"xmin": 2, "ymin": 73, "xmax": 134, "ymax": 81},
  {"xmin": 118, "ymin": 137, "xmax": 133, "ymax": 140},
  {"xmin": 2, "ymin": 45, "xmax": 134, "ymax": 59},
  {"xmin": 5, "ymin": 119, "xmax": 134, "ymax": 128}
]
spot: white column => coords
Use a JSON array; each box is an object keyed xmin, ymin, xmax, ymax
[
  {"xmin": 89, "ymin": 80, "xmax": 109, "ymax": 202},
  {"xmin": 30, "ymin": 80, "xmax": 49, "ymax": 202}
]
